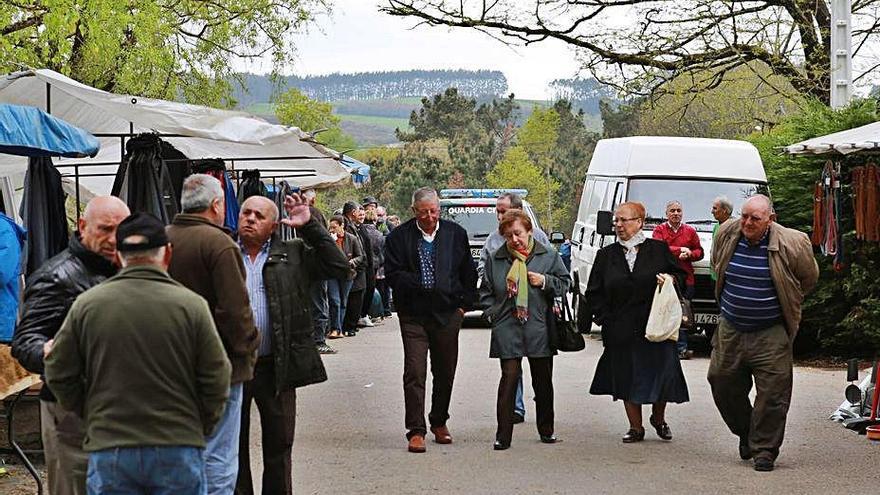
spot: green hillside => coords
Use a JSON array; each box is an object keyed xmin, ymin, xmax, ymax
[{"xmin": 244, "ymin": 97, "xmax": 601, "ymax": 147}]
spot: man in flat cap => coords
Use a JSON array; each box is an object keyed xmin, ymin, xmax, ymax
[{"xmin": 46, "ymin": 212, "xmax": 231, "ymax": 494}]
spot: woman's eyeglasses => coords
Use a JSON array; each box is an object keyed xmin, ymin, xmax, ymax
[{"xmin": 613, "ymin": 217, "xmax": 640, "ymax": 224}]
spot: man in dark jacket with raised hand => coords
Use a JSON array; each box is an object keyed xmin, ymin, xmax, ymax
[
  {"xmin": 167, "ymin": 173, "xmax": 259, "ymax": 495},
  {"xmin": 235, "ymin": 194, "xmax": 349, "ymax": 495},
  {"xmin": 12, "ymin": 196, "xmax": 130, "ymax": 495},
  {"xmin": 384, "ymin": 187, "xmax": 478, "ymax": 453},
  {"xmin": 46, "ymin": 212, "xmax": 231, "ymax": 494}
]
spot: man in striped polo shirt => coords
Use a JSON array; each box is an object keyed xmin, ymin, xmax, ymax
[{"xmin": 708, "ymin": 195, "xmax": 818, "ymax": 472}]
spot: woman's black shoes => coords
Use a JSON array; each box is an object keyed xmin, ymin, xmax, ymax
[
  {"xmin": 540, "ymin": 434, "xmax": 559, "ymax": 444},
  {"xmin": 493, "ymin": 440, "xmax": 510, "ymax": 450},
  {"xmin": 622, "ymin": 428, "xmax": 645, "ymax": 443},
  {"xmin": 649, "ymin": 415, "xmax": 673, "ymax": 440}
]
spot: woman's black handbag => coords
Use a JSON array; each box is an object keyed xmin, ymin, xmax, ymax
[
  {"xmin": 680, "ymin": 298, "xmax": 695, "ymax": 330},
  {"xmin": 547, "ymin": 295, "xmax": 586, "ymax": 352}
]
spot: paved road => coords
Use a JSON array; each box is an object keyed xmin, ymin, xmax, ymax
[{"xmin": 245, "ymin": 316, "xmax": 879, "ymax": 494}]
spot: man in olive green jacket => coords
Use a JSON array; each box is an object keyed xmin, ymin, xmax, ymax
[
  {"xmin": 708, "ymin": 195, "xmax": 819, "ymax": 472},
  {"xmin": 46, "ymin": 212, "xmax": 231, "ymax": 494}
]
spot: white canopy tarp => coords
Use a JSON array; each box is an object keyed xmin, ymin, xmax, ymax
[
  {"xmin": 785, "ymin": 121, "xmax": 880, "ymax": 155},
  {"xmin": 0, "ymin": 69, "xmax": 352, "ymax": 192}
]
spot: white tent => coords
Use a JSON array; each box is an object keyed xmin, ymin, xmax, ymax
[
  {"xmin": 785, "ymin": 121, "xmax": 880, "ymax": 155},
  {"xmin": 0, "ymin": 69, "xmax": 353, "ymax": 197}
]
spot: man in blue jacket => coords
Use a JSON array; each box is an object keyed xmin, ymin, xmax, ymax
[
  {"xmin": 384, "ymin": 187, "xmax": 478, "ymax": 453},
  {"xmin": 0, "ymin": 212, "xmax": 25, "ymax": 341}
]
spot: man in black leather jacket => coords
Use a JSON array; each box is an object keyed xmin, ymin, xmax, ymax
[{"xmin": 12, "ymin": 196, "xmax": 130, "ymax": 495}]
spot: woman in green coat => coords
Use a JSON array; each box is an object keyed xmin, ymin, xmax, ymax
[{"xmin": 479, "ymin": 209, "xmax": 570, "ymax": 450}]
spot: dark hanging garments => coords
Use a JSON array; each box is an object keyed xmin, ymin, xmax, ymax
[
  {"xmin": 19, "ymin": 156, "xmax": 69, "ymax": 276},
  {"xmin": 238, "ymin": 169, "xmax": 268, "ymax": 203},
  {"xmin": 189, "ymin": 159, "xmax": 240, "ymax": 232},
  {"xmin": 112, "ymin": 134, "xmax": 179, "ymax": 224},
  {"xmin": 160, "ymin": 142, "xmax": 191, "ymax": 211}
]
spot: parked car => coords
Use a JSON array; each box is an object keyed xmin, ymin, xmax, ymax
[{"xmin": 569, "ymin": 136, "xmax": 770, "ymax": 339}]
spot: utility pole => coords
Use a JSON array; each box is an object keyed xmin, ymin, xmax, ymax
[{"xmin": 830, "ymin": 0, "xmax": 853, "ymax": 108}]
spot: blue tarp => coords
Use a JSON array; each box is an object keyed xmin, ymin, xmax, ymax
[
  {"xmin": 341, "ymin": 156, "xmax": 371, "ymax": 186},
  {"xmin": 0, "ymin": 103, "xmax": 100, "ymax": 158}
]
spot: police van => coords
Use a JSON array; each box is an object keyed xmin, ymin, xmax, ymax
[
  {"xmin": 569, "ymin": 137, "xmax": 770, "ymax": 339},
  {"xmin": 439, "ymin": 189, "xmax": 542, "ymax": 267}
]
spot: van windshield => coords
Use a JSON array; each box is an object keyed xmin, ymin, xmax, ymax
[{"xmin": 628, "ymin": 179, "xmax": 769, "ymax": 233}]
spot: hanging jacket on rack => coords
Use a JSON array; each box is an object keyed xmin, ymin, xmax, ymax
[
  {"xmin": 190, "ymin": 159, "xmax": 239, "ymax": 232},
  {"xmin": 238, "ymin": 169, "xmax": 268, "ymax": 203},
  {"xmin": 20, "ymin": 156, "xmax": 68, "ymax": 276},
  {"xmin": 1, "ymin": 213, "xmax": 26, "ymax": 341},
  {"xmin": 112, "ymin": 134, "xmax": 179, "ymax": 224}
]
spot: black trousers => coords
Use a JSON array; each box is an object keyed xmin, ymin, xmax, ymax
[
  {"xmin": 343, "ymin": 288, "xmax": 364, "ymax": 332},
  {"xmin": 377, "ymin": 279, "xmax": 392, "ymax": 314},
  {"xmin": 361, "ymin": 272, "xmax": 377, "ymax": 318},
  {"xmin": 399, "ymin": 312, "xmax": 463, "ymax": 439},
  {"xmin": 236, "ymin": 357, "xmax": 297, "ymax": 495},
  {"xmin": 496, "ymin": 357, "xmax": 554, "ymax": 444}
]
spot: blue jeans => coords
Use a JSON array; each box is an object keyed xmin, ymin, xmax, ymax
[
  {"xmin": 327, "ymin": 278, "xmax": 353, "ymax": 332},
  {"xmin": 514, "ymin": 371, "xmax": 526, "ymax": 417},
  {"xmin": 204, "ymin": 383, "xmax": 242, "ymax": 495},
  {"xmin": 87, "ymin": 446, "xmax": 205, "ymax": 495},
  {"xmin": 311, "ymin": 280, "xmax": 329, "ymax": 344}
]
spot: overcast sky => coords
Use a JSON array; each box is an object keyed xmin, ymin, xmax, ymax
[{"xmin": 243, "ymin": 1, "xmax": 585, "ymax": 100}]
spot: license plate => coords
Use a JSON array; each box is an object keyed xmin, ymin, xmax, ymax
[
  {"xmin": 695, "ymin": 313, "xmax": 719, "ymax": 325},
  {"xmin": 470, "ymin": 248, "xmax": 481, "ymax": 259}
]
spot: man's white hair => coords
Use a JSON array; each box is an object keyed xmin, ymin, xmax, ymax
[
  {"xmin": 181, "ymin": 174, "xmax": 224, "ymax": 213},
  {"xmin": 411, "ymin": 187, "xmax": 438, "ymax": 207},
  {"xmin": 713, "ymin": 196, "xmax": 733, "ymax": 214}
]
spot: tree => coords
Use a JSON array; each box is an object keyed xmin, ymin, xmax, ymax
[
  {"xmin": 397, "ymin": 87, "xmax": 520, "ymax": 183},
  {"xmin": 381, "ymin": 0, "xmax": 880, "ymax": 104},
  {"xmin": 0, "ymin": 0, "xmax": 329, "ymax": 106},
  {"xmin": 487, "ymin": 147, "xmax": 560, "ymax": 230},
  {"xmin": 637, "ymin": 63, "xmax": 802, "ymax": 139},
  {"xmin": 517, "ymin": 107, "xmax": 561, "ymax": 227},
  {"xmin": 274, "ymin": 88, "xmax": 356, "ymax": 152}
]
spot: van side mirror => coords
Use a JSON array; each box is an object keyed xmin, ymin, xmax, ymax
[
  {"xmin": 597, "ymin": 211, "xmax": 614, "ymax": 236},
  {"xmin": 549, "ymin": 231, "xmax": 565, "ymax": 244}
]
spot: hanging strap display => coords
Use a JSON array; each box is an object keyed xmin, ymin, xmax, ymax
[{"xmin": 812, "ymin": 160, "xmax": 844, "ymax": 269}]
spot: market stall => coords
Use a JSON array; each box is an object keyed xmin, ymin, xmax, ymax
[
  {"xmin": 786, "ymin": 120, "xmax": 880, "ymax": 439},
  {"xmin": 0, "ymin": 69, "xmax": 361, "ymax": 216}
]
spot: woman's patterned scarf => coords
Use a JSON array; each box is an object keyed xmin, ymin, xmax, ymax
[{"xmin": 506, "ymin": 236, "xmax": 535, "ymax": 324}]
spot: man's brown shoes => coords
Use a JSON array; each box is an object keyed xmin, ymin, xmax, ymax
[
  {"xmin": 430, "ymin": 425, "xmax": 453, "ymax": 444},
  {"xmin": 407, "ymin": 435, "xmax": 426, "ymax": 453}
]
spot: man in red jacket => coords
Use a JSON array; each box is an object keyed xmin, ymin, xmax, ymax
[{"xmin": 652, "ymin": 200, "xmax": 704, "ymax": 359}]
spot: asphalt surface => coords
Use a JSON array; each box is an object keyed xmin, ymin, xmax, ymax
[{"xmin": 245, "ymin": 316, "xmax": 880, "ymax": 495}]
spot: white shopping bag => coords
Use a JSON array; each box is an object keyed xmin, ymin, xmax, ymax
[{"xmin": 645, "ymin": 274, "xmax": 682, "ymax": 342}]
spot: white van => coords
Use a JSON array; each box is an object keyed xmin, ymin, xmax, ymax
[{"xmin": 570, "ymin": 136, "xmax": 769, "ymax": 336}]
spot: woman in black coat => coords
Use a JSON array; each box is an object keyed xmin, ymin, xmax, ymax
[{"xmin": 584, "ymin": 201, "xmax": 689, "ymax": 443}]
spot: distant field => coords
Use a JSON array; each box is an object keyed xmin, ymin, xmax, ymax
[
  {"xmin": 337, "ymin": 114, "xmax": 410, "ymax": 130},
  {"xmin": 245, "ymin": 102, "xmax": 274, "ymax": 116}
]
